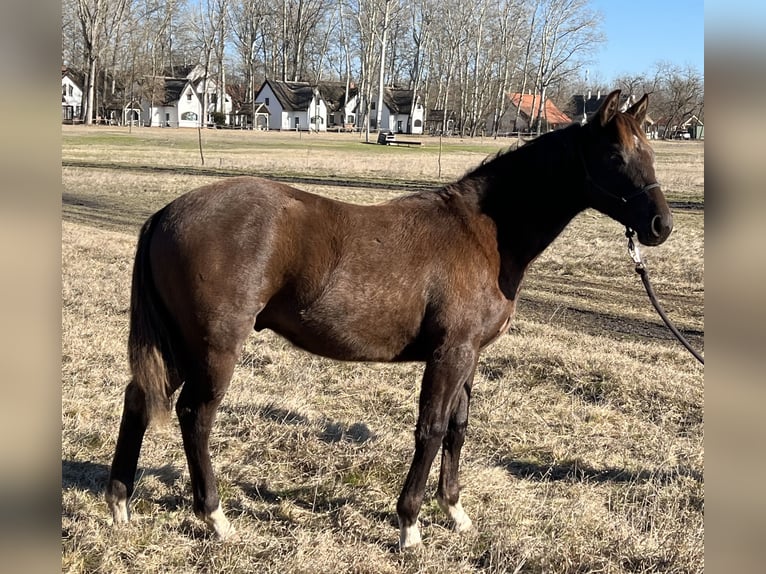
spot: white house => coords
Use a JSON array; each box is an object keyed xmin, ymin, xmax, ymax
[
  {"xmin": 254, "ymin": 79, "xmax": 423, "ymax": 134},
  {"xmin": 370, "ymin": 87, "xmax": 424, "ymax": 134},
  {"xmin": 61, "ymin": 67, "xmax": 83, "ymax": 122},
  {"xmin": 140, "ymin": 65, "xmax": 232, "ymax": 128},
  {"xmin": 255, "ymin": 79, "xmax": 327, "ymax": 131},
  {"xmin": 318, "ymin": 82, "xmax": 360, "ymax": 129}
]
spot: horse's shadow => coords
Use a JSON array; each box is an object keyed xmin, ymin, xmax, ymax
[
  {"xmin": 251, "ymin": 403, "xmax": 377, "ymax": 444},
  {"xmin": 62, "ymin": 459, "xmax": 182, "ymax": 496},
  {"xmin": 497, "ymin": 457, "xmax": 702, "ymax": 484},
  {"xmin": 62, "ymin": 405, "xmax": 375, "ymax": 502}
]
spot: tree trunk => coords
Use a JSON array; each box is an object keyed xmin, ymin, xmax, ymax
[{"xmin": 376, "ymin": 0, "xmax": 392, "ymax": 132}]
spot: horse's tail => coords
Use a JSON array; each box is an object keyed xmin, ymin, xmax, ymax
[{"xmin": 127, "ymin": 208, "xmax": 176, "ymax": 426}]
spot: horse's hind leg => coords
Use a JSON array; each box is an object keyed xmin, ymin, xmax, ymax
[
  {"xmin": 436, "ymin": 381, "xmax": 474, "ymax": 533},
  {"xmin": 175, "ymin": 347, "xmax": 240, "ymax": 539},
  {"xmin": 106, "ymin": 379, "xmax": 165, "ymax": 523}
]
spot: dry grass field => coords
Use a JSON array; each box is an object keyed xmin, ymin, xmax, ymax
[{"xmin": 62, "ymin": 126, "xmax": 703, "ymax": 573}]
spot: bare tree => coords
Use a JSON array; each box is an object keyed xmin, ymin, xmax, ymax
[
  {"xmin": 528, "ymin": 0, "xmax": 603, "ymax": 134},
  {"xmin": 651, "ymin": 61, "xmax": 704, "ymax": 138},
  {"xmin": 375, "ymin": 0, "xmax": 393, "ymax": 131},
  {"xmin": 489, "ymin": 0, "xmax": 526, "ymax": 137},
  {"xmin": 63, "ymin": 0, "xmax": 699, "ymax": 141},
  {"xmin": 229, "ymin": 0, "xmax": 268, "ymax": 124},
  {"xmin": 75, "ymin": 0, "xmax": 128, "ymax": 124}
]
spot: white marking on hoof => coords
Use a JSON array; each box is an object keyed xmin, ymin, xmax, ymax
[
  {"xmin": 399, "ymin": 521, "xmax": 422, "ymax": 550},
  {"xmin": 438, "ymin": 497, "xmax": 473, "ymax": 533},
  {"xmin": 204, "ymin": 505, "xmax": 236, "ymax": 540},
  {"xmin": 108, "ymin": 499, "xmax": 129, "ymax": 525}
]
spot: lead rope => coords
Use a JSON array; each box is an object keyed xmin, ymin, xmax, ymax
[{"xmin": 625, "ymin": 228, "xmax": 704, "ymax": 365}]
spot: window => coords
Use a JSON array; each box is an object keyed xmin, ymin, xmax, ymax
[
  {"xmin": 265, "ymin": 97, "xmax": 269, "ymax": 106},
  {"xmin": 187, "ymin": 91, "xmax": 192, "ymax": 101},
  {"xmin": 371, "ymin": 102, "xmax": 376, "ymax": 110},
  {"xmin": 181, "ymin": 111, "xmax": 198, "ymax": 121},
  {"xmin": 414, "ymin": 119, "xmax": 422, "ymax": 127}
]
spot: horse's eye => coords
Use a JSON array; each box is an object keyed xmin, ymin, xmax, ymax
[{"xmin": 609, "ymin": 154, "xmax": 624, "ymax": 167}]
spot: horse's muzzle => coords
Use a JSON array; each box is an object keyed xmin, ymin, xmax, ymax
[{"xmin": 642, "ymin": 211, "xmax": 673, "ymax": 245}]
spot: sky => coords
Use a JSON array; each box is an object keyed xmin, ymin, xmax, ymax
[{"xmin": 586, "ymin": 0, "xmax": 704, "ymax": 83}]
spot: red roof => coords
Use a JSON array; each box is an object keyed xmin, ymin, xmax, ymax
[{"xmin": 509, "ymin": 93, "xmax": 571, "ymax": 125}]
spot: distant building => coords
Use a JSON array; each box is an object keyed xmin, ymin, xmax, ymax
[
  {"xmin": 139, "ymin": 64, "xmax": 232, "ymax": 128},
  {"xmin": 255, "ymin": 79, "xmax": 423, "ymax": 134},
  {"xmin": 61, "ymin": 67, "xmax": 83, "ymax": 123},
  {"xmin": 255, "ymin": 79, "xmax": 326, "ymax": 131},
  {"xmin": 569, "ymin": 92, "xmax": 658, "ymax": 136},
  {"xmin": 376, "ymin": 87, "xmax": 424, "ymax": 135},
  {"xmin": 488, "ymin": 92, "xmax": 571, "ymax": 134}
]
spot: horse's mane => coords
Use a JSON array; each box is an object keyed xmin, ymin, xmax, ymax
[{"xmin": 467, "ymin": 123, "xmax": 580, "ymax": 178}]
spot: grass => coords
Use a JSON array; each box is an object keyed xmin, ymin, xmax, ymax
[{"xmin": 62, "ymin": 125, "xmax": 703, "ymax": 573}]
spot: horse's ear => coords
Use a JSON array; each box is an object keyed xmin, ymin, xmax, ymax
[
  {"xmin": 625, "ymin": 93, "xmax": 649, "ymax": 124},
  {"xmin": 595, "ymin": 90, "xmax": 621, "ymax": 127}
]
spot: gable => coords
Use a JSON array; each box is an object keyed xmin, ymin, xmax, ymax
[
  {"xmin": 262, "ymin": 80, "xmax": 316, "ymax": 111},
  {"xmin": 384, "ymin": 88, "xmax": 416, "ymax": 114},
  {"xmin": 509, "ymin": 93, "xmax": 571, "ymax": 125},
  {"xmin": 317, "ymin": 82, "xmax": 359, "ymax": 113}
]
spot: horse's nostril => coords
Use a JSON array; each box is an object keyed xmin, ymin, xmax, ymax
[{"xmin": 651, "ymin": 215, "xmax": 664, "ymax": 238}]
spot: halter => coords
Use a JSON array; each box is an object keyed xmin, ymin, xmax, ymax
[
  {"xmin": 584, "ymin": 166, "xmax": 661, "ymax": 204},
  {"xmin": 578, "ymin": 144, "xmax": 661, "ymax": 204}
]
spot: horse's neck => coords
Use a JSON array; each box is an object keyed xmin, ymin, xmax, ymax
[{"xmin": 469, "ymin": 130, "xmax": 586, "ymax": 298}]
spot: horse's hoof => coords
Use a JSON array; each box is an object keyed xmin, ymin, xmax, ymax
[
  {"xmin": 399, "ymin": 522, "xmax": 422, "ymax": 550},
  {"xmin": 438, "ymin": 498, "xmax": 473, "ymax": 533},
  {"xmin": 107, "ymin": 499, "xmax": 129, "ymax": 525},
  {"xmin": 204, "ymin": 505, "xmax": 236, "ymax": 540}
]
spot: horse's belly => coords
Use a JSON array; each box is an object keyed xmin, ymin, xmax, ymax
[{"xmin": 256, "ymin": 300, "xmax": 423, "ymax": 363}]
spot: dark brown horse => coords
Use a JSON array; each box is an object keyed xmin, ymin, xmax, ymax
[{"xmin": 106, "ymin": 90, "xmax": 672, "ymax": 548}]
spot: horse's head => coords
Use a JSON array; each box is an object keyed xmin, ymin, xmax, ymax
[{"xmin": 580, "ymin": 90, "xmax": 673, "ymax": 246}]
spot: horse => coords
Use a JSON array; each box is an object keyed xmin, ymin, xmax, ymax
[{"xmin": 105, "ymin": 90, "xmax": 672, "ymax": 549}]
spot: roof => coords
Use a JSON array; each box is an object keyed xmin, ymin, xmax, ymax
[
  {"xmin": 317, "ymin": 82, "xmax": 358, "ymax": 112},
  {"xmin": 259, "ymin": 80, "xmax": 419, "ymax": 114},
  {"xmin": 570, "ymin": 92, "xmax": 636, "ymax": 121},
  {"xmin": 509, "ymin": 93, "xmax": 571, "ymax": 125},
  {"xmin": 161, "ymin": 64, "xmax": 205, "ymax": 81},
  {"xmin": 261, "ymin": 79, "xmax": 360, "ymax": 112},
  {"xmin": 383, "ymin": 87, "xmax": 417, "ymax": 114},
  {"xmin": 230, "ymin": 102, "xmax": 271, "ymax": 116},
  {"xmin": 62, "ymin": 66, "xmax": 84, "ymax": 88},
  {"xmin": 263, "ymin": 80, "xmax": 317, "ymax": 111},
  {"xmin": 161, "ymin": 79, "xmax": 189, "ymax": 105}
]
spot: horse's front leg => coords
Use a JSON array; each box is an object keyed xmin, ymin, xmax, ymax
[
  {"xmin": 436, "ymin": 380, "xmax": 474, "ymax": 533},
  {"xmin": 175, "ymin": 349, "xmax": 240, "ymax": 540},
  {"xmin": 396, "ymin": 343, "xmax": 478, "ymax": 549}
]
